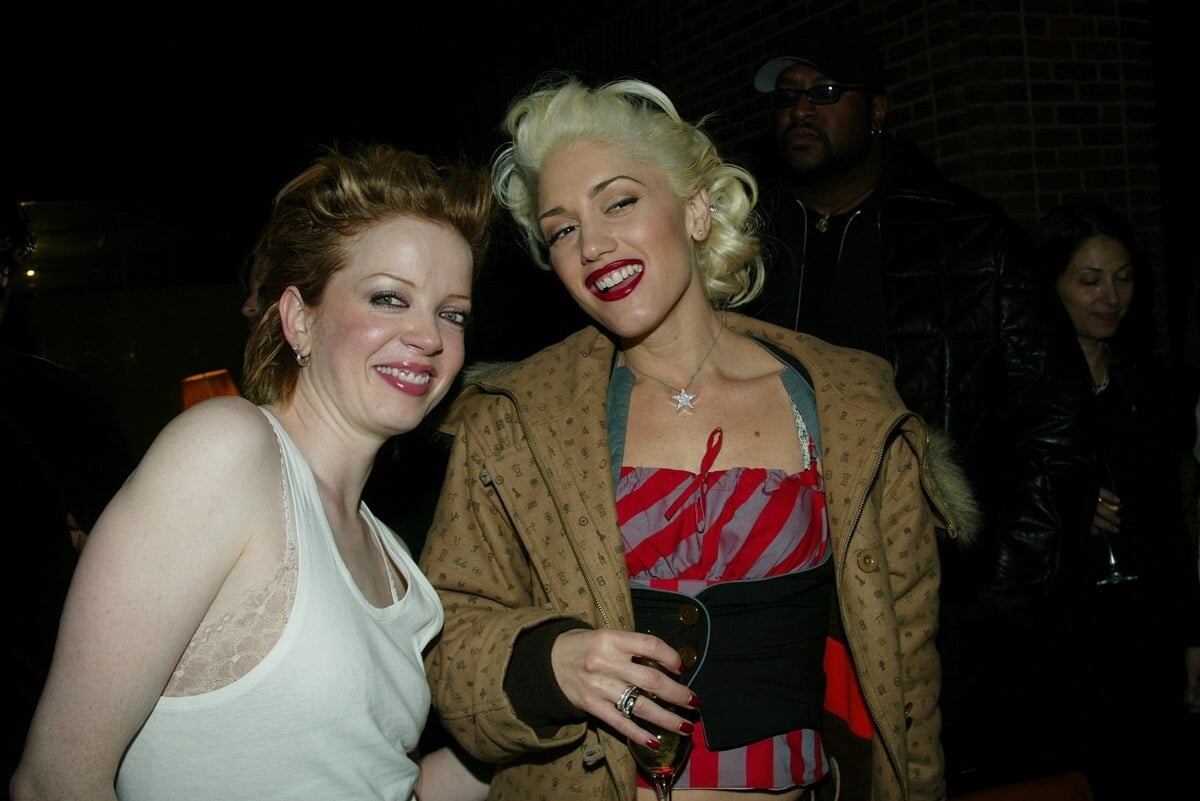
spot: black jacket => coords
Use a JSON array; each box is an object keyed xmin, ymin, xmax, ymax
[{"xmin": 750, "ymin": 137, "xmax": 1095, "ymax": 624}]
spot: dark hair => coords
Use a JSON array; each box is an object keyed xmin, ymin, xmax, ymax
[
  {"xmin": 241, "ymin": 143, "xmax": 495, "ymax": 405},
  {"xmin": 1034, "ymin": 200, "xmax": 1152, "ymax": 353}
]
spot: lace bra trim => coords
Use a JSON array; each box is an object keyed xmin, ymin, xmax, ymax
[{"xmin": 164, "ymin": 420, "xmax": 296, "ymax": 697}]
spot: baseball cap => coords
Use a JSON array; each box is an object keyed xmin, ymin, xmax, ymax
[{"xmin": 754, "ymin": 22, "xmax": 886, "ymax": 94}]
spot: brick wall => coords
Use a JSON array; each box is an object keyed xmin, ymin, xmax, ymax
[{"xmin": 534, "ymin": 0, "xmax": 1181, "ymax": 354}]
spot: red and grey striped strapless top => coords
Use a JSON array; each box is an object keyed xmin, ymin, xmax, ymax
[{"xmin": 619, "ymin": 426, "xmax": 832, "ymax": 790}]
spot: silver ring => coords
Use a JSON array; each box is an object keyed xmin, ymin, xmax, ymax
[{"xmin": 615, "ymin": 685, "xmax": 641, "ymax": 718}]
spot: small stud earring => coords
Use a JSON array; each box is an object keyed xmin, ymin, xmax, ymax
[{"xmin": 293, "ymin": 344, "xmax": 310, "ymax": 367}]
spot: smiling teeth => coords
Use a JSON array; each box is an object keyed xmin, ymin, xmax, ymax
[
  {"xmin": 594, "ymin": 263, "xmax": 643, "ymax": 292},
  {"xmin": 377, "ymin": 366, "xmax": 431, "ymax": 384}
]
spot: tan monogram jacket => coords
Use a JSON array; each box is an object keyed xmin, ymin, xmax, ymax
[{"xmin": 420, "ymin": 313, "xmax": 972, "ymax": 801}]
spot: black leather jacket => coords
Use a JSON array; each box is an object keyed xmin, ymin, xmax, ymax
[{"xmin": 750, "ymin": 137, "xmax": 1095, "ymax": 625}]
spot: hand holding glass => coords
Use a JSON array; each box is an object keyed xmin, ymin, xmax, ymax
[
  {"xmin": 1095, "ymin": 490, "xmax": 1138, "ymax": 585},
  {"xmin": 1099, "ymin": 479, "xmax": 1132, "ymax": 585}
]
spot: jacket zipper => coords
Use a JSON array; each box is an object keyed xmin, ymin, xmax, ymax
[
  {"xmin": 474, "ymin": 382, "xmax": 627, "ymax": 796},
  {"xmin": 791, "ymin": 198, "xmax": 867, "ymax": 331},
  {"xmin": 919, "ymin": 431, "xmax": 958, "ymax": 541},
  {"xmin": 477, "ymin": 383, "xmax": 614, "ymax": 632}
]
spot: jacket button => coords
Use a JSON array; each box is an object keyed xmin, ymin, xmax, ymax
[
  {"xmin": 904, "ymin": 701, "xmax": 914, "ymax": 730},
  {"xmin": 678, "ymin": 646, "xmax": 698, "ymax": 669},
  {"xmin": 856, "ymin": 551, "xmax": 879, "ymax": 573},
  {"xmin": 678, "ymin": 603, "xmax": 700, "ymax": 626}
]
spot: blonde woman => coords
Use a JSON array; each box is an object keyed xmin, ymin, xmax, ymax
[{"xmin": 421, "ymin": 76, "xmax": 975, "ymax": 801}]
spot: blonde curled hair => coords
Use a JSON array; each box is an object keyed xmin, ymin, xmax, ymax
[{"xmin": 491, "ymin": 75, "xmax": 764, "ymax": 308}]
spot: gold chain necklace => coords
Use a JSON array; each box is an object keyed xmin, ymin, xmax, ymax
[
  {"xmin": 805, "ymin": 183, "xmax": 877, "ymax": 233},
  {"xmin": 627, "ymin": 325, "xmax": 724, "ymax": 413}
]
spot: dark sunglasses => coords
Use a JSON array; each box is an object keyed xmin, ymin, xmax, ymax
[{"xmin": 768, "ymin": 84, "xmax": 868, "ymax": 108}]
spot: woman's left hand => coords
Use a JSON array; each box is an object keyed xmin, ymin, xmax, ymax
[
  {"xmin": 1090, "ymin": 487, "xmax": 1121, "ymax": 536},
  {"xmin": 549, "ymin": 628, "xmax": 697, "ymax": 745}
]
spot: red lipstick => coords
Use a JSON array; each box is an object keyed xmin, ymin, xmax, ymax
[{"xmin": 584, "ymin": 259, "xmax": 644, "ymax": 302}]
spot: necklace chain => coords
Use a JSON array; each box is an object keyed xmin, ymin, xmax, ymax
[
  {"xmin": 627, "ymin": 325, "xmax": 724, "ymax": 413},
  {"xmin": 803, "ymin": 184, "xmax": 876, "ymax": 233}
]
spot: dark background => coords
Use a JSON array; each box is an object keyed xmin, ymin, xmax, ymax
[
  {"xmin": 3, "ymin": 4, "xmax": 593, "ymax": 454},
  {"xmin": 2, "ymin": 2, "xmax": 1189, "ymax": 460},
  {"xmin": 5, "ymin": 6, "xmax": 563, "ymax": 201}
]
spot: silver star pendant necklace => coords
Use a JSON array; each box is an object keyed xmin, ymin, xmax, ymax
[{"xmin": 627, "ymin": 324, "xmax": 724, "ymax": 413}]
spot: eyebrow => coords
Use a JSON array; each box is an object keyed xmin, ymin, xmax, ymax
[
  {"xmin": 367, "ymin": 273, "xmax": 472, "ymax": 301},
  {"xmin": 538, "ymin": 174, "xmax": 646, "ymax": 222},
  {"xmin": 1078, "ymin": 261, "xmax": 1133, "ymax": 272}
]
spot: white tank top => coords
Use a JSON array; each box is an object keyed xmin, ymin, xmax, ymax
[{"xmin": 116, "ymin": 408, "xmax": 444, "ymax": 800}]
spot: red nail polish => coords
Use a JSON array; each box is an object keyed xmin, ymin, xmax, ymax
[
  {"xmin": 688, "ymin": 693, "xmax": 701, "ymax": 707},
  {"xmin": 679, "ymin": 721, "xmax": 694, "ymax": 735},
  {"xmin": 644, "ymin": 736, "xmax": 661, "ymax": 750}
]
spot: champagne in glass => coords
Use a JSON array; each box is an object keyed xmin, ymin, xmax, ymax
[
  {"xmin": 628, "ymin": 701, "xmax": 692, "ymax": 794},
  {"xmin": 1096, "ymin": 467, "xmax": 1138, "ymax": 586},
  {"xmin": 1096, "ymin": 530, "xmax": 1138, "ymax": 585},
  {"xmin": 625, "ymin": 660, "xmax": 693, "ymax": 800}
]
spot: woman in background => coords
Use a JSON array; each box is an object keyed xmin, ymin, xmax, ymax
[
  {"xmin": 1035, "ymin": 200, "xmax": 1200, "ymax": 800},
  {"xmin": 11, "ymin": 144, "xmax": 494, "ymax": 801}
]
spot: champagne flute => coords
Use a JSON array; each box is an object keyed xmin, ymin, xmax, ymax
[
  {"xmin": 626, "ymin": 659, "xmax": 694, "ymax": 800},
  {"xmin": 1095, "ymin": 530, "xmax": 1138, "ymax": 584},
  {"xmin": 1095, "ymin": 465, "xmax": 1138, "ymax": 586},
  {"xmin": 1095, "ymin": 495, "xmax": 1138, "ymax": 585}
]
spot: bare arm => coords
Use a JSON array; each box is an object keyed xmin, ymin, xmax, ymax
[
  {"xmin": 414, "ymin": 745, "xmax": 492, "ymax": 801},
  {"xmin": 11, "ymin": 398, "xmax": 281, "ymax": 801}
]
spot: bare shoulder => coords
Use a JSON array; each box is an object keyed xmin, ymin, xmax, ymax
[
  {"xmin": 153, "ymin": 396, "xmax": 274, "ymax": 454},
  {"xmin": 164, "ymin": 394, "xmax": 271, "ymax": 436},
  {"xmin": 80, "ymin": 398, "xmax": 282, "ymax": 598},
  {"xmin": 128, "ymin": 396, "xmax": 279, "ymax": 501}
]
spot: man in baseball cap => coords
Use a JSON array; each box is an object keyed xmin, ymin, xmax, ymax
[
  {"xmin": 753, "ymin": 21, "xmax": 886, "ymax": 94},
  {"xmin": 745, "ymin": 19, "xmax": 1096, "ymax": 800}
]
